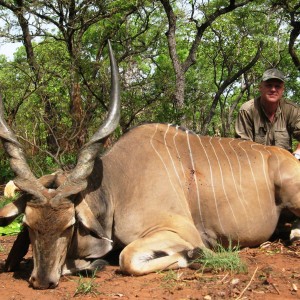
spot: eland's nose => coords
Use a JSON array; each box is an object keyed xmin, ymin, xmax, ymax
[{"xmin": 29, "ymin": 275, "xmax": 58, "ymax": 289}]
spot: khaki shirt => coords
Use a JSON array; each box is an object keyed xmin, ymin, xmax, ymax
[{"xmin": 235, "ymin": 97, "xmax": 300, "ymax": 152}]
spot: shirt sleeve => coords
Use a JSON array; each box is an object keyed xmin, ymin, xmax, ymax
[
  {"xmin": 290, "ymin": 105, "xmax": 300, "ymax": 141},
  {"xmin": 235, "ymin": 109, "xmax": 254, "ymax": 141}
]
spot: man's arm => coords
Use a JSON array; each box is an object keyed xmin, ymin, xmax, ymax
[
  {"xmin": 235, "ymin": 109, "xmax": 254, "ymax": 141},
  {"xmin": 289, "ymin": 102, "xmax": 300, "ymax": 156}
]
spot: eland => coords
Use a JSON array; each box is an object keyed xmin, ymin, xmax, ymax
[{"xmin": 0, "ymin": 41, "xmax": 300, "ymax": 289}]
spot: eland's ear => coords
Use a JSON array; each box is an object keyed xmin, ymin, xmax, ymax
[
  {"xmin": 0, "ymin": 195, "xmax": 27, "ymax": 226},
  {"xmin": 75, "ymin": 199, "xmax": 112, "ymax": 242}
]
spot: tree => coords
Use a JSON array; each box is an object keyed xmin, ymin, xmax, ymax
[
  {"xmin": 0, "ymin": 0, "xmax": 146, "ymax": 166},
  {"xmin": 0, "ymin": 0, "xmax": 299, "ymax": 182},
  {"xmin": 159, "ymin": 0, "xmax": 254, "ymax": 123}
]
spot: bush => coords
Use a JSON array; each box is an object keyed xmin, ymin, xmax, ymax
[{"xmin": 0, "ymin": 155, "xmax": 14, "ymax": 184}]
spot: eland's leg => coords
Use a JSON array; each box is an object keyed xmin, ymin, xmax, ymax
[
  {"xmin": 5, "ymin": 227, "xmax": 30, "ymax": 271},
  {"xmin": 62, "ymin": 258, "xmax": 108, "ymax": 275},
  {"xmin": 119, "ymin": 230, "xmax": 206, "ymax": 275},
  {"xmin": 290, "ymin": 218, "xmax": 300, "ymax": 242}
]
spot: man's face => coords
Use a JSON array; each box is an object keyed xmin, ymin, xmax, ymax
[{"xmin": 259, "ymin": 79, "xmax": 284, "ymax": 103}]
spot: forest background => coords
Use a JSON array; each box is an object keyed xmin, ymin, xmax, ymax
[{"xmin": 0, "ymin": 0, "xmax": 299, "ymax": 183}]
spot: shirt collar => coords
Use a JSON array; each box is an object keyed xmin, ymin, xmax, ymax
[{"xmin": 258, "ymin": 96, "xmax": 282, "ymax": 119}]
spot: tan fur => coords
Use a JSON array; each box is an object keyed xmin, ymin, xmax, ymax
[
  {"xmin": 1, "ymin": 123, "xmax": 300, "ymax": 289},
  {"xmin": 0, "ymin": 41, "xmax": 120, "ymax": 289},
  {"xmin": 24, "ymin": 201, "xmax": 75, "ymax": 289}
]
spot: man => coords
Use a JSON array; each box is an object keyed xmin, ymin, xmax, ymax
[
  {"xmin": 236, "ymin": 69, "xmax": 300, "ymax": 242},
  {"xmin": 235, "ymin": 68, "xmax": 300, "ymax": 158}
]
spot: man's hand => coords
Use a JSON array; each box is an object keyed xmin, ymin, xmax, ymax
[{"xmin": 293, "ymin": 153, "xmax": 300, "ymax": 160}]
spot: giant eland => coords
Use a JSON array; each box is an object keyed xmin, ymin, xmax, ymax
[{"xmin": 0, "ymin": 41, "xmax": 300, "ymax": 289}]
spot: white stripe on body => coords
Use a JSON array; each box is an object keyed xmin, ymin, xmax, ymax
[
  {"xmin": 210, "ymin": 138, "xmax": 239, "ymax": 232},
  {"xmin": 197, "ymin": 135, "xmax": 225, "ymax": 234},
  {"xmin": 147, "ymin": 124, "xmax": 292, "ymax": 239},
  {"xmin": 185, "ymin": 130, "xmax": 205, "ymax": 228},
  {"xmin": 272, "ymin": 150, "xmax": 283, "ymax": 187},
  {"xmin": 228, "ymin": 139, "xmax": 249, "ymax": 208},
  {"xmin": 150, "ymin": 124, "xmax": 189, "ymax": 216},
  {"xmin": 252, "ymin": 144, "xmax": 276, "ymax": 217},
  {"xmin": 227, "ymin": 139, "xmax": 252, "ymax": 235},
  {"xmin": 173, "ymin": 125, "xmax": 187, "ymax": 184},
  {"xmin": 273, "ymin": 147, "xmax": 299, "ymax": 187},
  {"xmin": 215, "ymin": 138, "xmax": 251, "ymax": 236},
  {"xmin": 200, "ymin": 137, "xmax": 241, "ymax": 239},
  {"xmin": 164, "ymin": 124, "xmax": 186, "ymax": 198},
  {"xmin": 238, "ymin": 140, "xmax": 266, "ymax": 222}
]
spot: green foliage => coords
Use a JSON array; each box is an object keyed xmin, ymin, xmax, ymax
[
  {"xmin": 74, "ymin": 270, "xmax": 99, "ymax": 296},
  {"xmin": 0, "ymin": 156, "xmax": 14, "ymax": 184},
  {"xmin": 0, "ymin": 196, "xmax": 23, "ymax": 236},
  {"xmin": 160, "ymin": 269, "xmax": 183, "ymax": 289},
  {"xmin": 193, "ymin": 244, "xmax": 247, "ymax": 274},
  {"xmin": 28, "ymin": 153, "xmax": 77, "ymax": 178},
  {"xmin": 0, "ymin": 0, "xmax": 298, "ymax": 166},
  {"xmin": 0, "ymin": 221, "xmax": 22, "ymax": 236}
]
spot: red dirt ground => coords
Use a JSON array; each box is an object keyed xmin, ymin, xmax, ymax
[{"xmin": 0, "ymin": 235, "xmax": 300, "ymax": 300}]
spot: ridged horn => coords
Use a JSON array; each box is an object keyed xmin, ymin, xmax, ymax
[
  {"xmin": 52, "ymin": 39, "xmax": 120, "ymax": 201},
  {"xmin": 0, "ymin": 96, "xmax": 48, "ymax": 201}
]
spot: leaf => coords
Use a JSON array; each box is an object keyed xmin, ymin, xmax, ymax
[{"xmin": 0, "ymin": 221, "xmax": 22, "ymax": 236}]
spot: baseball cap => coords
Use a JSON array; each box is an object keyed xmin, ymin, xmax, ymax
[{"xmin": 262, "ymin": 68, "xmax": 285, "ymax": 82}]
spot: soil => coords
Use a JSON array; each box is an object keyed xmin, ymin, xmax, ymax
[{"xmin": 0, "ymin": 235, "xmax": 300, "ymax": 300}]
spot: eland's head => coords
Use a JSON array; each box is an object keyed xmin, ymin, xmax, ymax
[{"xmin": 0, "ymin": 40, "xmax": 120, "ymax": 289}]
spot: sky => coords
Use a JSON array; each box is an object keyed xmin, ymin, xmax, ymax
[{"xmin": 0, "ymin": 42, "xmax": 20, "ymax": 59}]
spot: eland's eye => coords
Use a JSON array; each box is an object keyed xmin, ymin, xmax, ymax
[{"xmin": 60, "ymin": 225, "xmax": 74, "ymax": 238}]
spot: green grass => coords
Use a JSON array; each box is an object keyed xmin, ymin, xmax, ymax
[
  {"xmin": 0, "ymin": 221, "xmax": 22, "ymax": 236},
  {"xmin": 193, "ymin": 243, "xmax": 247, "ymax": 274},
  {"xmin": 162, "ymin": 269, "xmax": 182, "ymax": 281},
  {"xmin": 160, "ymin": 269, "xmax": 185, "ymax": 289},
  {"xmin": 74, "ymin": 269, "xmax": 99, "ymax": 296},
  {"xmin": 0, "ymin": 194, "xmax": 23, "ymax": 236}
]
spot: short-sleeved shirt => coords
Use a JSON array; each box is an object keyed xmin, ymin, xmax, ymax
[{"xmin": 235, "ymin": 97, "xmax": 300, "ymax": 152}]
